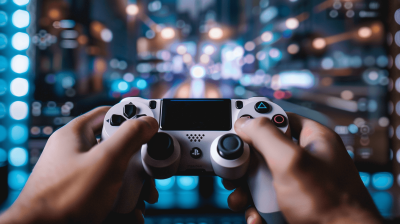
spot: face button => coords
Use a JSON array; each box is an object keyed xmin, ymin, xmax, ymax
[
  {"xmin": 124, "ymin": 103, "xmax": 137, "ymax": 119},
  {"xmin": 190, "ymin": 147, "xmax": 202, "ymax": 159},
  {"xmin": 135, "ymin": 114, "xmax": 147, "ymax": 118},
  {"xmin": 240, "ymin": 114, "xmax": 253, "ymax": 119},
  {"xmin": 217, "ymin": 134, "xmax": 244, "ymax": 160},
  {"xmin": 254, "ymin": 101, "xmax": 271, "ymax": 114},
  {"xmin": 110, "ymin": 114, "xmax": 126, "ymax": 126},
  {"xmin": 272, "ymin": 114, "xmax": 288, "ymax": 127},
  {"xmin": 149, "ymin": 101, "xmax": 157, "ymax": 109},
  {"xmin": 236, "ymin": 101, "xmax": 243, "ymax": 109},
  {"xmin": 147, "ymin": 133, "xmax": 174, "ymax": 160}
]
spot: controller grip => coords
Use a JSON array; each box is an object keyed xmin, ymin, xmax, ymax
[
  {"xmin": 113, "ymin": 151, "xmax": 147, "ymax": 213},
  {"xmin": 247, "ymin": 150, "xmax": 287, "ymax": 224}
]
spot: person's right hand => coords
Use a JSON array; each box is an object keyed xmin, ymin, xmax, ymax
[{"xmin": 225, "ymin": 113, "xmax": 384, "ymax": 224}]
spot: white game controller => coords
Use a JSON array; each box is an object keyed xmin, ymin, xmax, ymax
[{"xmin": 102, "ymin": 97, "xmax": 289, "ymax": 224}]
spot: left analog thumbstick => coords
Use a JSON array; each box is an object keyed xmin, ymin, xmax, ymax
[{"xmin": 147, "ymin": 133, "xmax": 174, "ymax": 160}]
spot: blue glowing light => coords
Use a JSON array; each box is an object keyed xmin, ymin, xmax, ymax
[
  {"xmin": 359, "ymin": 172, "xmax": 370, "ymax": 187},
  {"xmin": 372, "ymin": 172, "xmax": 393, "ymax": 190},
  {"xmin": 155, "ymin": 177, "xmax": 175, "ymax": 191},
  {"xmin": 9, "ymin": 147, "xmax": 28, "ymax": 167},
  {"xmin": 347, "ymin": 150, "xmax": 354, "ymax": 159},
  {"xmin": 8, "ymin": 170, "xmax": 28, "ymax": 190},
  {"xmin": 12, "ymin": 32, "xmax": 30, "ymax": 50},
  {"xmin": 177, "ymin": 176, "xmax": 199, "ymax": 191},
  {"xmin": 190, "ymin": 65, "xmax": 206, "ymax": 79},
  {"xmin": 0, "ymin": 148, "xmax": 6, "ymax": 166},
  {"xmin": 9, "ymin": 124, "xmax": 28, "ymax": 144},
  {"xmin": 0, "ymin": 11, "xmax": 7, "ymax": 27},
  {"xmin": 371, "ymin": 191, "xmax": 393, "ymax": 218},
  {"xmin": 151, "ymin": 191, "xmax": 175, "ymax": 209},
  {"xmin": 278, "ymin": 70, "xmax": 315, "ymax": 89},
  {"xmin": 0, "ymin": 103, "xmax": 5, "ymax": 118},
  {"xmin": 11, "ymin": 55, "xmax": 29, "ymax": 73},
  {"xmin": 10, "ymin": 101, "xmax": 28, "ymax": 120},
  {"xmin": 214, "ymin": 177, "xmax": 231, "ymax": 209},
  {"xmin": 59, "ymin": 20, "xmax": 75, "ymax": 29},
  {"xmin": 136, "ymin": 79, "xmax": 147, "ymax": 90},
  {"xmin": 0, "ymin": 125, "xmax": 6, "ymax": 142},
  {"xmin": 260, "ymin": 6, "xmax": 278, "ymax": 23},
  {"xmin": 269, "ymin": 48, "xmax": 282, "ymax": 60},
  {"xmin": 234, "ymin": 86, "xmax": 246, "ymax": 96},
  {"xmin": 0, "ymin": 0, "xmax": 6, "ymax": 5},
  {"xmin": 0, "ymin": 79, "xmax": 6, "ymax": 95},
  {"xmin": 0, "ymin": 33, "xmax": 7, "ymax": 49},
  {"xmin": 10, "ymin": 78, "xmax": 29, "ymax": 97},
  {"xmin": 0, "ymin": 55, "xmax": 7, "ymax": 72},
  {"xmin": 348, "ymin": 124, "xmax": 358, "ymax": 134},
  {"xmin": 12, "ymin": 10, "xmax": 30, "ymax": 28},
  {"xmin": 177, "ymin": 191, "xmax": 199, "ymax": 209},
  {"xmin": 118, "ymin": 81, "xmax": 129, "ymax": 91},
  {"xmin": 13, "ymin": 0, "xmax": 29, "ymax": 6}
]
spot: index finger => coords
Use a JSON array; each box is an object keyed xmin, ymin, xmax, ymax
[
  {"xmin": 234, "ymin": 117, "xmax": 302, "ymax": 176},
  {"xmin": 287, "ymin": 112, "xmax": 343, "ymax": 162}
]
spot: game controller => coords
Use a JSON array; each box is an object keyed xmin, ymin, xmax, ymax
[{"xmin": 102, "ymin": 97, "xmax": 289, "ymax": 224}]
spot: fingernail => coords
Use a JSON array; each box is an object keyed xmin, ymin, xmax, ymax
[
  {"xmin": 241, "ymin": 118, "xmax": 252, "ymax": 128},
  {"xmin": 247, "ymin": 215, "xmax": 256, "ymax": 224}
]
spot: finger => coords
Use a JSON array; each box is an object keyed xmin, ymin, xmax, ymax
[
  {"xmin": 54, "ymin": 106, "xmax": 111, "ymax": 151},
  {"xmin": 136, "ymin": 200, "xmax": 146, "ymax": 216},
  {"xmin": 227, "ymin": 186, "xmax": 250, "ymax": 212},
  {"xmin": 92, "ymin": 116, "xmax": 158, "ymax": 166},
  {"xmin": 141, "ymin": 178, "xmax": 159, "ymax": 204},
  {"xmin": 222, "ymin": 179, "xmax": 237, "ymax": 191},
  {"xmin": 287, "ymin": 112, "xmax": 342, "ymax": 161},
  {"xmin": 234, "ymin": 116, "xmax": 302, "ymax": 175},
  {"xmin": 67, "ymin": 106, "xmax": 111, "ymax": 137},
  {"xmin": 245, "ymin": 207, "xmax": 263, "ymax": 224}
]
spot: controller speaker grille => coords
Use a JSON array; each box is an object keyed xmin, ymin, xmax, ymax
[{"xmin": 186, "ymin": 134, "xmax": 205, "ymax": 142}]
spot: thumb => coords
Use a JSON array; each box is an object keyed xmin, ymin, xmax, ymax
[
  {"xmin": 234, "ymin": 117, "xmax": 302, "ymax": 176},
  {"xmin": 92, "ymin": 116, "xmax": 159, "ymax": 166}
]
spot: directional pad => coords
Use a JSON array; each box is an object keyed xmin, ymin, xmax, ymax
[
  {"xmin": 110, "ymin": 115, "xmax": 126, "ymax": 126},
  {"xmin": 124, "ymin": 103, "xmax": 137, "ymax": 119}
]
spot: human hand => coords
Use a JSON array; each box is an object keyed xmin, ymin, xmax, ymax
[
  {"xmin": 225, "ymin": 113, "xmax": 383, "ymax": 224},
  {"xmin": 0, "ymin": 107, "xmax": 159, "ymax": 224}
]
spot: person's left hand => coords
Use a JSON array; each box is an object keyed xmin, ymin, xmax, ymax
[{"xmin": 0, "ymin": 106, "xmax": 159, "ymax": 224}]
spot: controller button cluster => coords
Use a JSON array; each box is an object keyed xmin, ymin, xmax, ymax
[
  {"xmin": 254, "ymin": 101, "xmax": 272, "ymax": 114},
  {"xmin": 110, "ymin": 114, "xmax": 126, "ymax": 126}
]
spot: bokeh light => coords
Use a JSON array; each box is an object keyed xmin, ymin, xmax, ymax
[
  {"xmin": 12, "ymin": 10, "xmax": 30, "ymax": 28},
  {"xmin": 12, "ymin": 32, "xmax": 30, "ymax": 50},
  {"xmin": 11, "ymin": 55, "xmax": 29, "ymax": 73},
  {"xmin": 10, "ymin": 78, "xmax": 29, "ymax": 96},
  {"xmin": 208, "ymin": 27, "xmax": 223, "ymax": 40},
  {"xmin": 10, "ymin": 101, "xmax": 28, "ymax": 120},
  {"xmin": 9, "ymin": 147, "xmax": 28, "ymax": 167}
]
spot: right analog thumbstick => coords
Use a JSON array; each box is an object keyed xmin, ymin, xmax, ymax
[
  {"xmin": 217, "ymin": 134, "xmax": 244, "ymax": 160},
  {"xmin": 147, "ymin": 133, "xmax": 174, "ymax": 160}
]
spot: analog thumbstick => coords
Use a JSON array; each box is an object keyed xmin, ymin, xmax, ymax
[
  {"xmin": 217, "ymin": 134, "xmax": 244, "ymax": 160},
  {"xmin": 147, "ymin": 133, "xmax": 174, "ymax": 160}
]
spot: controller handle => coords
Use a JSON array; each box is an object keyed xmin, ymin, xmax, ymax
[
  {"xmin": 113, "ymin": 152, "xmax": 147, "ymax": 213},
  {"xmin": 113, "ymin": 132, "xmax": 181, "ymax": 213},
  {"xmin": 247, "ymin": 150, "xmax": 287, "ymax": 224}
]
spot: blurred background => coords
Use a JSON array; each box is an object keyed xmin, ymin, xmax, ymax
[{"xmin": 0, "ymin": 0, "xmax": 400, "ymax": 223}]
